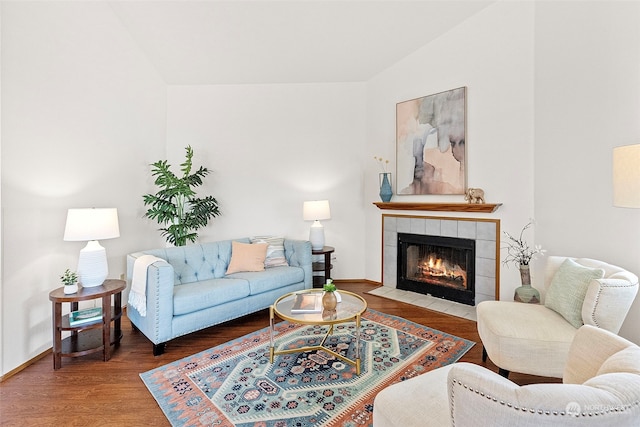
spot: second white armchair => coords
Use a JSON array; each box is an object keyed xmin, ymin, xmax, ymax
[{"xmin": 373, "ymin": 325, "xmax": 640, "ymax": 426}]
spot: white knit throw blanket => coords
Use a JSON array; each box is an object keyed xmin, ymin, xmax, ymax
[{"xmin": 128, "ymin": 254, "xmax": 163, "ymax": 317}]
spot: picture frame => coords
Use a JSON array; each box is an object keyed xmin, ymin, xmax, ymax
[{"xmin": 396, "ymin": 87, "xmax": 467, "ymax": 195}]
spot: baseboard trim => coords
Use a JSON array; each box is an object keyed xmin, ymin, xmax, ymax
[
  {"xmin": 0, "ymin": 348, "xmax": 51, "ymax": 383},
  {"xmin": 334, "ymin": 279, "xmax": 381, "ymax": 286}
]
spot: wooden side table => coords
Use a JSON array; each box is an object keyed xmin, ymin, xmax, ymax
[
  {"xmin": 49, "ymin": 279, "xmax": 126, "ymax": 369},
  {"xmin": 312, "ymin": 246, "xmax": 335, "ymax": 288}
]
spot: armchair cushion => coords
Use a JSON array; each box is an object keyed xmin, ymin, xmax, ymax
[
  {"xmin": 545, "ymin": 258, "xmax": 605, "ymax": 328},
  {"xmin": 476, "ymin": 301, "xmax": 577, "ymax": 378}
]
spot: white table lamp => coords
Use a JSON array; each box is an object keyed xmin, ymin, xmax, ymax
[
  {"xmin": 303, "ymin": 200, "xmax": 331, "ymax": 250},
  {"xmin": 613, "ymin": 144, "xmax": 640, "ymax": 208},
  {"xmin": 64, "ymin": 208, "xmax": 120, "ymax": 287}
]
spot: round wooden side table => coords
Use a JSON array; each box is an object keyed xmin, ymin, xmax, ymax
[{"xmin": 48, "ymin": 279, "xmax": 126, "ymax": 369}]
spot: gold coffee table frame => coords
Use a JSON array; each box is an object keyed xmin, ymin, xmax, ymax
[{"xmin": 269, "ymin": 289, "xmax": 368, "ymax": 374}]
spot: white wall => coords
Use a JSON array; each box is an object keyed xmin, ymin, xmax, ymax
[
  {"xmin": 166, "ymin": 83, "xmax": 367, "ymax": 281},
  {"xmin": 1, "ymin": 2, "xmax": 167, "ymax": 375},
  {"xmin": 3, "ymin": 0, "xmax": 640, "ymax": 376},
  {"xmin": 365, "ymin": 2, "xmax": 536, "ymax": 299},
  {"xmin": 534, "ymin": 1, "xmax": 640, "ymax": 343}
]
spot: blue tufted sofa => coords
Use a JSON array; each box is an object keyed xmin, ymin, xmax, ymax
[{"xmin": 126, "ymin": 238, "xmax": 312, "ymax": 355}]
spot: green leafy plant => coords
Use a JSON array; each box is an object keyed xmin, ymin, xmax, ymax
[
  {"xmin": 60, "ymin": 269, "xmax": 78, "ymax": 286},
  {"xmin": 323, "ymin": 279, "xmax": 336, "ymax": 292},
  {"xmin": 143, "ymin": 146, "xmax": 221, "ymax": 246}
]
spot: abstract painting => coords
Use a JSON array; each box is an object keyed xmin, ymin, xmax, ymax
[{"xmin": 396, "ymin": 87, "xmax": 467, "ymax": 195}]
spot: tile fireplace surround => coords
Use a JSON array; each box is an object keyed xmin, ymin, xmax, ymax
[{"xmin": 379, "ymin": 214, "xmax": 500, "ymax": 320}]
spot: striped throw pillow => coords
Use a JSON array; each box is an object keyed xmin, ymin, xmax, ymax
[{"xmin": 250, "ymin": 236, "xmax": 289, "ymax": 268}]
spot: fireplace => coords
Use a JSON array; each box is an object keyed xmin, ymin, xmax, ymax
[
  {"xmin": 382, "ymin": 215, "xmax": 499, "ymax": 306},
  {"xmin": 397, "ymin": 233, "xmax": 475, "ymax": 306}
]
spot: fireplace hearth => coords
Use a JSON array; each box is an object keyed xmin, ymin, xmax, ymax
[{"xmin": 397, "ymin": 233, "xmax": 475, "ymax": 305}]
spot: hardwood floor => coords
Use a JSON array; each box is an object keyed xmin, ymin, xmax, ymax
[{"xmin": 0, "ymin": 282, "xmax": 559, "ymax": 426}]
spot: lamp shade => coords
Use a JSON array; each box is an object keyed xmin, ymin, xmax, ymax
[
  {"xmin": 303, "ymin": 200, "xmax": 331, "ymax": 221},
  {"xmin": 613, "ymin": 144, "xmax": 640, "ymax": 208},
  {"xmin": 63, "ymin": 208, "xmax": 120, "ymax": 288},
  {"xmin": 64, "ymin": 208, "xmax": 120, "ymax": 241}
]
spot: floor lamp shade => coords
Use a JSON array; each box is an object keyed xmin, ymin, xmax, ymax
[
  {"xmin": 64, "ymin": 208, "xmax": 120, "ymax": 287},
  {"xmin": 613, "ymin": 144, "xmax": 640, "ymax": 208},
  {"xmin": 303, "ymin": 200, "xmax": 331, "ymax": 250}
]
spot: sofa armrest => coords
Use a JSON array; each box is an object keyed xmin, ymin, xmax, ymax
[
  {"xmin": 126, "ymin": 253, "xmax": 175, "ymax": 344},
  {"xmin": 284, "ymin": 239, "xmax": 313, "ymax": 289},
  {"xmin": 582, "ymin": 278, "xmax": 639, "ymax": 333}
]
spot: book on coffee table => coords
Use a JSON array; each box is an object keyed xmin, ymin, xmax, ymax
[{"xmin": 291, "ymin": 293, "xmax": 322, "ymax": 314}]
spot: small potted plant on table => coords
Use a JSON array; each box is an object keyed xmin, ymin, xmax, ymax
[
  {"xmin": 322, "ymin": 279, "xmax": 338, "ymax": 311},
  {"xmin": 61, "ymin": 269, "xmax": 79, "ymax": 294}
]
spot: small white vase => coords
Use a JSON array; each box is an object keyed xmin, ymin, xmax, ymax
[{"xmin": 64, "ymin": 284, "xmax": 78, "ymax": 294}]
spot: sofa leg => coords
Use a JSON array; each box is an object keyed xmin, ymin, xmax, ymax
[
  {"xmin": 482, "ymin": 346, "xmax": 487, "ymax": 362},
  {"xmin": 498, "ymin": 368, "xmax": 510, "ymax": 378},
  {"xmin": 153, "ymin": 343, "xmax": 166, "ymax": 356}
]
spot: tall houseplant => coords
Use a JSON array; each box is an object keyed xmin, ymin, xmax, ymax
[{"xmin": 143, "ymin": 146, "xmax": 221, "ymax": 246}]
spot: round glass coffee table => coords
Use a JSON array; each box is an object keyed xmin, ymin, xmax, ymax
[{"xmin": 269, "ymin": 289, "xmax": 368, "ymax": 374}]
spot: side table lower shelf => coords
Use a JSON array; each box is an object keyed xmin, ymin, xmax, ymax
[{"xmin": 60, "ymin": 327, "xmax": 123, "ymax": 358}]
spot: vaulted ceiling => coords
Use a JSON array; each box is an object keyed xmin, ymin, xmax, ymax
[{"xmin": 108, "ymin": 1, "xmax": 494, "ymax": 85}]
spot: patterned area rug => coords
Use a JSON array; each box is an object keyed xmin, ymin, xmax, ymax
[{"xmin": 140, "ymin": 309, "xmax": 474, "ymax": 427}]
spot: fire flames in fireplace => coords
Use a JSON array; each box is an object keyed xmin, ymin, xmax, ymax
[
  {"xmin": 417, "ymin": 255, "xmax": 467, "ymax": 287},
  {"xmin": 398, "ymin": 233, "xmax": 475, "ymax": 306}
]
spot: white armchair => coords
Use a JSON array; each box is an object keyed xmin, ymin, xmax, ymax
[
  {"xmin": 477, "ymin": 256, "xmax": 638, "ymax": 378},
  {"xmin": 373, "ymin": 325, "xmax": 640, "ymax": 427}
]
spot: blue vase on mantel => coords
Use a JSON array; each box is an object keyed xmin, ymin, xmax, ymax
[{"xmin": 379, "ymin": 173, "xmax": 393, "ymax": 202}]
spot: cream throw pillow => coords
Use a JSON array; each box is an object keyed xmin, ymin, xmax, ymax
[
  {"xmin": 545, "ymin": 258, "xmax": 605, "ymax": 328},
  {"xmin": 250, "ymin": 236, "xmax": 289, "ymax": 268},
  {"xmin": 226, "ymin": 241, "xmax": 268, "ymax": 274}
]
